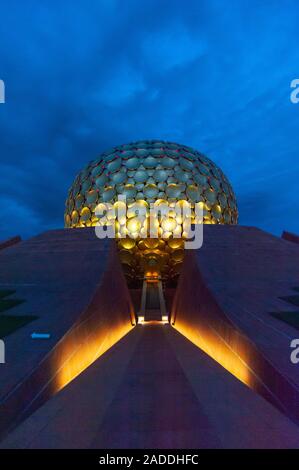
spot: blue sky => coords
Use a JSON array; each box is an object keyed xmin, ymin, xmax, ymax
[{"xmin": 0, "ymin": 0, "xmax": 299, "ymax": 240}]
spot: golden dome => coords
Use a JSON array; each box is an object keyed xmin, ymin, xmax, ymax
[{"xmin": 65, "ymin": 140, "xmax": 238, "ymax": 282}]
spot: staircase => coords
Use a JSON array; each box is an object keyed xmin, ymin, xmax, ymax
[{"xmin": 138, "ymin": 278, "xmax": 168, "ymax": 324}]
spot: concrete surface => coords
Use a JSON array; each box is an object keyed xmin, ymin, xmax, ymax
[
  {"xmin": 0, "ymin": 228, "xmax": 133, "ymax": 438},
  {"xmin": 172, "ymin": 225, "xmax": 299, "ymax": 423},
  {"xmin": 1, "ymin": 325, "xmax": 299, "ymax": 449}
]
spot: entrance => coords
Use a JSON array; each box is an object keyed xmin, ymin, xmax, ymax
[{"xmin": 138, "ymin": 277, "xmax": 168, "ymax": 324}]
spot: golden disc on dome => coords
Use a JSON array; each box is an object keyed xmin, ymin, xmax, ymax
[
  {"xmin": 119, "ymin": 238, "xmax": 136, "ymax": 250},
  {"xmin": 138, "ymin": 240, "xmax": 147, "ymax": 250},
  {"xmin": 80, "ymin": 207, "xmax": 91, "ymax": 222},
  {"xmin": 65, "ymin": 140, "xmax": 238, "ymax": 282},
  {"xmin": 144, "ymin": 238, "xmax": 159, "ymax": 249},
  {"xmin": 95, "ymin": 203, "xmax": 108, "ymax": 218},
  {"xmin": 86, "ymin": 189, "xmax": 98, "ymax": 204},
  {"xmin": 168, "ymin": 238, "xmax": 184, "ymax": 250},
  {"xmin": 161, "ymin": 217, "xmax": 177, "ymax": 232},
  {"xmin": 127, "ymin": 217, "xmax": 141, "ymax": 234},
  {"xmin": 119, "ymin": 249, "xmax": 133, "ymax": 265},
  {"xmin": 154, "ymin": 198, "xmax": 168, "ymax": 206},
  {"xmin": 155, "ymin": 239, "xmax": 165, "ymax": 251},
  {"xmin": 64, "ymin": 214, "xmax": 71, "ymax": 227},
  {"xmin": 172, "ymin": 249, "xmax": 185, "ymax": 262},
  {"xmin": 114, "ymin": 200, "xmax": 126, "ymax": 211},
  {"xmin": 71, "ymin": 210, "xmax": 79, "ymax": 224}
]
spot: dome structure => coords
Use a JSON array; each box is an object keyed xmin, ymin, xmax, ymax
[{"xmin": 65, "ymin": 140, "xmax": 238, "ymax": 282}]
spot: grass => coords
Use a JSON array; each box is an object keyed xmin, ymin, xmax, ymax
[
  {"xmin": 271, "ymin": 311, "xmax": 299, "ymax": 330},
  {"xmin": 0, "ymin": 315, "xmax": 38, "ymax": 338}
]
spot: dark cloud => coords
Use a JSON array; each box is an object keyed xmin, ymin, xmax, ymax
[{"xmin": 0, "ymin": 0, "xmax": 299, "ymax": 240}]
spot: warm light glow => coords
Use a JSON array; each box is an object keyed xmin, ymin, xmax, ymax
[
  {"xmin": 172, "ymin": 319, "xmax": 252, "ymax": 387},
  {"xmin": 145, "ymin": 270, "xmax": 159, "ymax": 280},
  {"xmin": 55, "ymin": 321, "xmax": 134, "ymax": 392},
  {"xmin": 161, "ymin": 217, "xmax": 177, "ymax": 232},
  {"xmin": 138, "ymin": 316, "xmax": 145, "ymax": 324},
  {"xmin": 127, "ymin": 217, "xmax": 141, "ymax": 233},
  {"xmin": 65, "ymin": 140, "xmax": 238, "ymax": 280}
]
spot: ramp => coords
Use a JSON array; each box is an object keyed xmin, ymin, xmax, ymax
[
  {"xmin": 171, "ymin": 225, "xmax": 299, "ymax": 424},
  {"xmin": 138, "ymin": 279, "xmax": 168, "ymax": 323},
  {"xmin": 0, "ymin": 228, "xmax": 134, "ymax": 438},
  {"xmin": 1, "ymin": 324, "xmax": 299, "ymax": 449}
]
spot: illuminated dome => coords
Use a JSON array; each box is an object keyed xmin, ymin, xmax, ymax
[{"xmin": 65, "ymin": 140, "xmax": 238, "ymax": 282}]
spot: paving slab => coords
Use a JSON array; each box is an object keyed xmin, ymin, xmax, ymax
[{"xmin": 1, "ymin": 325, "xmax": 299, "ymax": 449}]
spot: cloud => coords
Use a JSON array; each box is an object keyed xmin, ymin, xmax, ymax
[
  {"xmin": 93, "ymin": 62, "xmax": 145, "ymax": 106},
  {"xmin": 141, "ymin": 24, "xmax": 206, "ymax": 72},
  {"xmin": 0, "ymin": 0, "xmax": 299, "ymax": 240}
]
